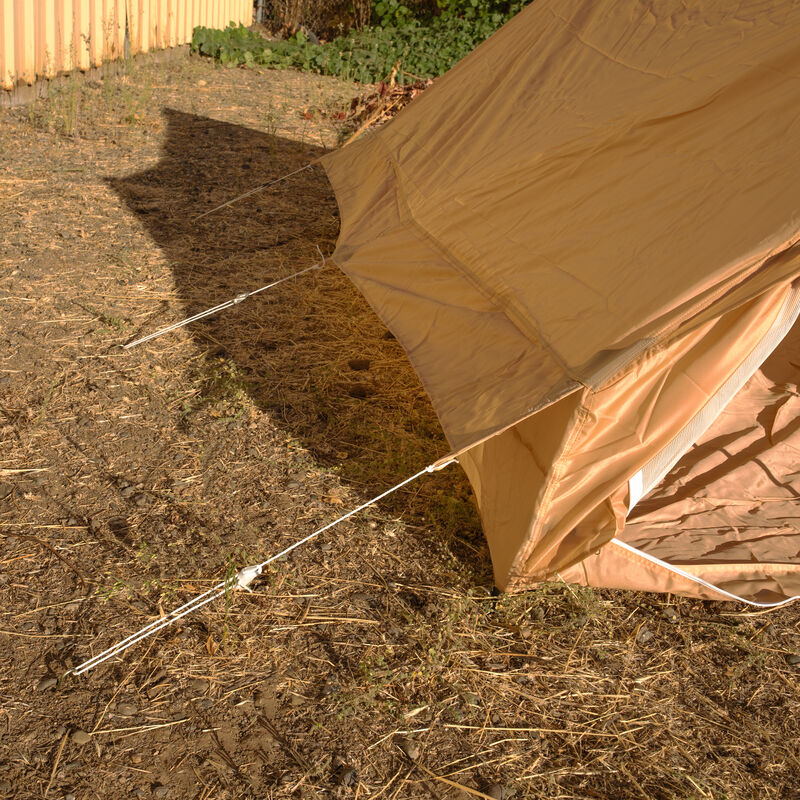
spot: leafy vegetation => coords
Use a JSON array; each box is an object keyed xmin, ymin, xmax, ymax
[{"xmin": 192, "ymin": 0, "xmax": 532, "ymax": 84}]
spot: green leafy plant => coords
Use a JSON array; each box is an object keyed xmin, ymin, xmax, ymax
[
  {"xmin": 191, "ymin": 2, "xmax": 531, "ymax": 84},
  {"xmin": 372, "ymin": 0, "xmax": 414, "ymax": 27}
]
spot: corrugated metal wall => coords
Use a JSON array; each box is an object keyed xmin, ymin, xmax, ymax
[{"xmin": 0, "ymin": 0, "xmax": 252, "ymax": 91}]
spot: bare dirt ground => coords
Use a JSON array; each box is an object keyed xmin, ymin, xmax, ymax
[{"xmin": 1, "ymin": 54, "xmax": 800, "ymax": 800}]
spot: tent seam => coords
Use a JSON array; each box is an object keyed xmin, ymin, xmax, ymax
[{"xmin": 373, "ymin": 140, "xmax": 576, "ymax": 381}]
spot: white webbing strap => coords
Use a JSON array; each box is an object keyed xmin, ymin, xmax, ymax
[{"xmin": 610, "ymin": 538, "xmax": 800, "ymax": 608}]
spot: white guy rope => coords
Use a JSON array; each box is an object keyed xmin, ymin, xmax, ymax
[
  {"xmin": 71, "ymin": 457, "xmax": 457, "ymax": 676},
  {"xmin": 123, "ymin": 255, "xmax": 325, "ymax": 350},
  {"xmin": 610, "ymin": 539, "xmax": 800, "ymax": 608},
  {"xmin": 193, "ymin": 162, "xmax": 318, "ymax": 221}
]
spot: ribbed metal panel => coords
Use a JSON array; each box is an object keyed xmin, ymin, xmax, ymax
[{"xmin": 0, "ymin": 0, "xmax": 251, "ymax": 89}]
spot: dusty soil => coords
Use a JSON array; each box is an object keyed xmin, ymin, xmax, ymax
[{"xmin": 1, "ymin": 54, "xmax": 799, "ymax": 800}]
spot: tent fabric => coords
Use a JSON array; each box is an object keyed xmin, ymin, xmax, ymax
[{"xmin": 321, "ymin": 0, "xmax": 800, "ymax": 603}]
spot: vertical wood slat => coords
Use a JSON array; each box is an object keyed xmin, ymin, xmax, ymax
[
  {"xmin": 176, "ymin": 0, "xmax": 184, "ymax": 45},
  {"xmin": 105, "ymin": 0, "xmax": 125, "ymax": 59},
  {"xmin": 126, "ymin": 0, "xmax": 138, "ymax": 55},
  {"xmin": 155, "ymin": 0, "xmax": 162, "ymax": 50},
  {"xmin": 1, "ymin": 1, "xmax": 15, "ymax": 89},
  {"xmin": 74, "ymin": 0, "xmax": 89, "ymax": 69},
  {"xmin": 139, "ymin": 0, "xmax": 149, "ymax": 53},
  {"xmin": 149, "ymin": 0, "xmax": 156, "ymax": 49},
  {"xmin": 156, "ymin": 0, "xmax": 164, "ymax": 49},
  {"xmin": 54, "ymin": 0, "xmax": 73, "ymax": 72},
  {"xmin": 14, "ymin": 0, "xmax": 35, "ymax": 84},
  {"xmin": 172, "ymin": 0, "xmax": 179, "ymax": 46},
  {"xmin": 35, "ymin": 0, "xmax": 55, "ymax": 76},
  {"xmin": 164, "ymin": 0, "xmax": 169, "ymax": 45},
  {"xmin": 88, "ymin": 0, "xmax": 102, "ymax": 65}
]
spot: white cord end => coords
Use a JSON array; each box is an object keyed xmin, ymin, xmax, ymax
[{"xmin": 427, "ymin": 457, "xmax": 458, "ymax": 473}]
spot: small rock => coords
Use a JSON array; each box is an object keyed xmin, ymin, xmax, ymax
[
  {"xmin": 348, "ymin": 358, "xmax": 371, "ymax": 371},
  {"xmin": 636, "ymin": 627, "xmax": 653, "ymax": 644},
  {"xmin": 532, "ymin": 606, "xmax": 545, "ymax": 621},
  {"xmin": 54, "ymin": 725, "xmax": 67, "ymax": 739},
  {"xmin": 336, "ymin": 766, "xmax": 358, "ymax": 787},
  {"xmin": 134, "ymin": 493, "xmax": 148, "ymax": 507},
  {"xmin": 786, "ymin": 654, "xmax": 800, "ymax": 666},
  {"xmin": 152, "ymin": 783, "xmax": 168, "ymax": 798},
  {"xmin": 116, "ymin": 703, "xmax": 137, "ymax": 716},
  {"xmin": 398, "ymin": 738, "xmax": 419, "ymax": 761},
  {"xmin": 197, "ymin": 79, "xmax": 207, "ymax": 86},
  {"xmin": 0, "ymin": 482, "xmax": 12, "ymax": 501},
  {"xmin": 37, "ymin": 676, "xmax": 57, "ymax": 691},
  {"xmin": 485, "ymin": 784, "xmax": 504, "ymax": 800},
  {"xmin": 663, "ymin": 607, "xmax": 679, "ymax": 623},
  {"xmin": 120, "ymin": 486, "xmax": 136, "ymax": 499},
  {"xmin": 71, "ymin": 729, "xmax": 91, "ymax": 745},
  {"xmin": 64, "ymin": 794, "xmax": 76, "ymax": 800},
  {"xmin": 66, "ymin": 517, "xmax": 80, "ymax": 527},
  {"xmin": 189, "ymin": 678, "xmax": 209, "ymax": 693},
  {"xmin": 286, "ymin": 480, "xmax": 300, "ymax": 490}
]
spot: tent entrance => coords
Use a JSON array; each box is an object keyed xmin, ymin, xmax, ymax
[
  {"xmin": 618, "ymin": 283, "xmax": 800, "ymax": 601},
  {"xmin": 627, "ymin": 281, "xmax": 800, "ymax": 514}
]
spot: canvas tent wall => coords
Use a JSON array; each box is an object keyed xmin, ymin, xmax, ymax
[{"xmin": 321, "ymin": 0, "xmax": 800, "ymax": 604}]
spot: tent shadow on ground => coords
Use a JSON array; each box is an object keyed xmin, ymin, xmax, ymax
[{"xmin": 109, "ymin": 107, "xmax": 489, "ymax": 580}]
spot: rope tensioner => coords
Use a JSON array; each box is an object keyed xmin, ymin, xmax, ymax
[
  {"xmin": 71, "ymin": 458, "xmax": 458, "ymax": 676},
  {"xmin": 123, "ymin": 252, "xmax": 326, "ymax": 350}
]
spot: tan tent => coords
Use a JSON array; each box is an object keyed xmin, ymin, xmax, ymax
[{"xmin": 321, "ymin": 0, "xmax": 800, "ymax": 605}]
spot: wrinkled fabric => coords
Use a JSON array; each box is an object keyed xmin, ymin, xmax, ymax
[{"xmin": 323, "ymin": 0, "xmax": 800, "ymax": 600}]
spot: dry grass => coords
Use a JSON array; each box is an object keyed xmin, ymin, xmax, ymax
[{"xmin": 1, "ymin": 54, "xmax": 800, "ymax": 800}]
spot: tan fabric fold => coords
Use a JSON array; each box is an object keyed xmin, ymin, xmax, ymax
[{"xmin": 323, "ymin": 0, "xmax": 800, "ymax": 602}]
